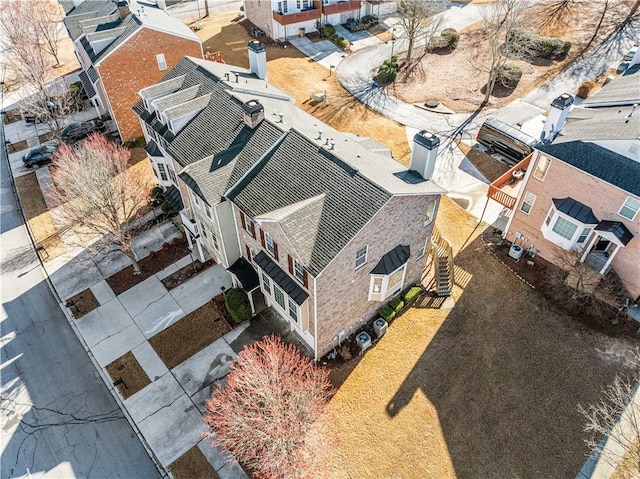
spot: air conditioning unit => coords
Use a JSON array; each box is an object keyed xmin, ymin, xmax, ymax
[
  {"xmin": 356, "ymin": 332, "xmax": 372, "ymax": 352},
  {"xmin": 509, "ymin": 244, "xmax": 524, "ymax": 260},
  {"xmin": 373, "ymin": 318, "xmax": 388, "ymax": 338}
]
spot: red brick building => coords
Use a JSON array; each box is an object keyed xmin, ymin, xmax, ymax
[{"xmin": 62, "ymin": 0, "xmax": 203, "ymax": 141}]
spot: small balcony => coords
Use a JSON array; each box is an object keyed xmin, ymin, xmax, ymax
[
  {"xmin": 272, "ymin": 7, "xmax": 321, "ymax": 26},
  {"xmin": 179, "ymin": 207, "xmax": 199, "ymax": 237},
  {"xmin": 487, "ymin": 155, "xmax": 532, "ymax": 209},
  {"xmin": 322, "ymin": 0, "xmax": 361, "ymax": 15}
]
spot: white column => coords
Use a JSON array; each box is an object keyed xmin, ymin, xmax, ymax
[
  {"xmin": 196, "ymin": 239, "xmax": 205, "ymax": 263},
  {"xmin": 580, "ymin": 233, "xmax": 599, "ymax": 263},
  {"xmin": 599, "ymin": 244, "xmax": 620, "ymax": 275},
  {"xmin": 248, "ymin": 290, "xmax": 256, "ymax": 315},
  {"xmin": 186, "ymin": 231, "xmax": 193, "ymax": 249}
]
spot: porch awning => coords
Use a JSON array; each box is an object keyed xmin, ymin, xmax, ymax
[
  {"xmin": 371, "ymin": 244, "xmax": 410, "ymax": 275},
  {"xmin": 254, "ymin": 251, "xmax": 309, "ymax": 305},
  {"xmin": 595, "ymin": 221, "xmax": 633, "ymax": 246},
  {"xmin": 552, "ymin": 197, "xmax": 598, "ymax": 224},
  {"xmin": 228, "ymin": 257, "xmax": 259, "ymax": 291},
  {"xmin": 145, "ymin": 140, "xmax": 163, "ymax": 158},
  {"xmin": 164, "ymin": 185, "xmax": 184, "ymax": 212},
  {"xmin": 79, "ymin": 71, "xmax": 96, "ymax": 99}
]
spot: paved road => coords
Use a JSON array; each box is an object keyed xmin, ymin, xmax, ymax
[{"xmin": 0, "ymin": 130, "xmax": 161, "ymax": 477}]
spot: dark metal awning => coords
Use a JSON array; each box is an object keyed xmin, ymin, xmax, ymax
[
  {"xmin": 163, "ymin": 185, "xmax": 184, "ymax": 212},
  {"xmin": 595, "ymin": 220, "xmax": 634, "ymax": 246},
  {"xmin": 552, "ymin": 198, "xmax": 598, "ymax": 224},
  {"xmin": 371, "ymin": 244, "xmax": 410, "ymax": 275},
  {"xmin": 227, "ymin": 257, "xmax": 259, "ymax": 291},
  {"xmin": 145, "ymin": 139, "xmax": 163, "ymax": 158},
  {"xmin": 79, "ymin": 71, "xmax": 96, "ymax": 99},
  {"xmin": 254, "ymin": 251, "xmax": 309, "ymax": 305}
]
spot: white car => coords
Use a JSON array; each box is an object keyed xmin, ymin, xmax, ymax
[{"xmin": 623, "ymin": 45, "xmax": 637, "ymax": 61}]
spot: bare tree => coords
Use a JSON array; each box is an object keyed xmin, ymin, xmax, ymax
[
  {"xmin": 203, "ymin": 336, "xmax": 334, "ymax": 479},
  {"xmin": 48, "ymin": 134, "xmax": 152, "ymax": 274},
  {"xmin": 0, "ymin": 0, "xmax": 71, "ymax": 139},
  {"xmin": 396, "ymin": 0, "xmax": 446, "ymax": 65},
  {"xmin": 578, "ymin": 350, "xmax": 640, "ymax": 478},
  {"xmin": 477, "ymin": 0, "xmax": 530, "ymax": 105}
]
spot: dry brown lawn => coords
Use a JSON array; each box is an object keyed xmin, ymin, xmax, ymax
[
  {"xmin": 317, "ymin": 197, "xmax": 637, "ymax": 479},
  {"xmin": 197, "ymin": 14, "xmax": 412, "ymax": 164},
  {"xmin": 394, "ymin": 1, "xmax": 626, "ymax": 112},
  {"xmin": 14, "ymin": 172, "xmax": 66, "ymax": 261}
]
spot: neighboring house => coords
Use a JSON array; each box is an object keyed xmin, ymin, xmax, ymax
[
  {"xmin": 61, "ymin": 0, "xmax": 203, "ymax": 141},
  {"xmin": 243, "ymin": 0, "xmax": 395, "ymax": 40},
  {"xmin": 488, "ymin": 69, "xmax": 640, "ymax": 300},
  {"xmin": 133, "ymin": 45, "xmax": 446, "ymax": 359}
]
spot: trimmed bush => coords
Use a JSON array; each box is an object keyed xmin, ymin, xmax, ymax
[
  {"xmin": 403, "ymin": 286, "xmax": 423, "ymax": 304},
  {"xmin": 576, "ymin": 80, "xmax": 597, "ymax": 99},
  {"xmin": 379, "ymin": 306, "xmax": 396, "ymax": 322},
  {"xmin": 390, "ymin": 298, "xmax": 404, "ymax": 313},
  {"xmin": 496, "ymin": 63, "xmax": 522, "ymax": 89},
  {"xmin": 440, "ymin": 28, "xmax": 460, "ymax": 50},
  {"xmin": 322, "ymin": 25, "xmax": 335, "ymax": 38},
  {"xmin": 377, "ymin": 56, "xmax": 399, "ymax": 85},
  {"xmin": 225, "ymin": 288, "xmax": 252, "ymax": 324},
  {"xmin": 338, "ymin": 38, "xmax": 350, "ymax": 50},
  {"xmin": 508, "ymin": 29, "xmax": 571, "ymax": 60}
]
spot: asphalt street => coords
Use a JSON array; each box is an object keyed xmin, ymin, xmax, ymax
[{"xmin": 0, "ymin": 130, "xmax": 161, "ymax": 477}]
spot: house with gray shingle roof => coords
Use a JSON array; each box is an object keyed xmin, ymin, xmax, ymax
[
  {"xmin": 62, "ymin": 0, "xmax": 202, "ymax": 140},
  {"xmin": 489, "ymin": 71, "xmax": 640, "ymax": 301},
  {"xmin": 133, "ymin": 51, "xmax": 446, "ymax": 359}
]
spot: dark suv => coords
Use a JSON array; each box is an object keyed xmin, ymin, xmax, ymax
[
  {"xmin": 61, "ymin": 120, "xmax": 104, "ymax": 143},
  {"xmin": 22, "ymin": 143, "xmax": 59, "ymax": 168}
]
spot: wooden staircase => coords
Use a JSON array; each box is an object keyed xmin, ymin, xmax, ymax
[{"xmin": 429, "ymin": 227, "xmax": 454, "ymax": 297}]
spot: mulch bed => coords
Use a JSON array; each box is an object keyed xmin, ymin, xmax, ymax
[
  {"xmin": 38, "ymin": 132, "xmax": 56, "ymax": 144},
  {"xmin": 484, "ymin": 228, "xmax": 640, "ymax": 339},
  {"xmin": 106, "ymin": 351, "xmax": 151, "ymax": 400},
  {"xmin": 149, "ymin": 296, "xmax": 231, "ymax": 370},
  {"xmin": 169, "ymin": 446, "xmax": 218, "ymax": 479},
  {"xmin": 66, "ymin": 288, "xmax": 100, "ymax": 319},
  {"xmin": 3, "ymin": 108, "xmax": 22, "ymax": 125},
  {"xmin": 161, "ymin": 259, "xmax": 215, "ymax": 291},
  {"xmin": 8, "ymin": 140, "xmax": 28, "ymax": 153},
  {"xmin": 106, "ymin": 236, "xmax": 189, "ymax": 295}
]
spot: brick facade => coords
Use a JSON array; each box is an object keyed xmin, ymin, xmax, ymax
[
  {"xmin": 315, "ymin": 194, "xmax": 439, "ymax": 356},
  {"xmin": 508, "ymin": 150, "xmax": 640, "ymax": 297},
  {"xmin": 98, "ymin": 28, "xmax": 202, "ymax": 141},
  {"xmin": 244, "ymin": 1, "xmax": 276, "ymax": 39}
]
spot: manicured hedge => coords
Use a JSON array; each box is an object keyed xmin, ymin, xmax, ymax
[
  {"xmin": 377, "ymin": 56, "xmax": 399, "ymax": 85},
  {"xmin": 403, "ymin": 286, "xmax": 423, "ymax": 304},
  {"xmin": 225, "ymin": 288, "xmax": 252, "ymax": 324},
  {"xmin": 379, "ymin": 306, "xmax": 396, "ymax": 322},
  {"xmin": 390, "ymin": 298, "xmax": 405, "ymax": 313},
  {"xmin": 496, "ymin": 63, "xmax": 523, "ymax": 89}
]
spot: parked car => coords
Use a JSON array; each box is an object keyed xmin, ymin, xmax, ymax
[
  {"xmin": 22, "ymin": 143, "xmax": 59, "ymax": 168},
  {"xmin": 61, "ymin": 120, "xmax": 104, "ymax": 143},
  {"xmin": 623, "ymin": 45, "xmax": 637, "ymax": 61},
  {"xmin": 476, "ymin": 117, "xmax": 539, "ymax": 166}
]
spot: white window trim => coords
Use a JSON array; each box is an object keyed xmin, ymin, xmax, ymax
[
  {"xmin": 424, "ymin": 200, "xmax": 436, "ymax": 226},
  {"xmin": 618, "ymin": 196, "xmax": 640, "ymax": 221},
  {"xmin": 293, "ymin": 259, "xmax": 305, "ymax": 283},
  {"xmin": 541, "ymin": 206, "xmax": 596, "ymax": 251},
  {"xmin": 156, "ymin": 162, "xmax": 168, "ymax": 182},
  {"xmin": 265, "ymin": 232, "xmax": 275, "ymax": 256},
  {"xmin": 533, "ymin": 156, "xmax": 551, "ymax": 181},
  {"xmin": 156, "ymin": 53, "xmax": 167, "ymax": 71},
  {"xmin": 417, "ymin": 238, "xmax": 427, "ymax": 259},
  {"xmin": 520, "ymin": 191, "xmax": 536, "ymax": 215},
  {"xmin": 368, "ymin": 264, "xmax": 407, "ymax": 301},
  {"xmin": 355, "ymin": 245, "xmax": 368, "ymax": 270}
]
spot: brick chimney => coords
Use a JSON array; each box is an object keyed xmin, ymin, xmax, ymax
[
  {"xmin": 248, "ymin": 41, "xmax": 267, "ymax": 81},
  {"xmin": 410, "ymin": 131, "xmax": 440, "ymax": 180},
  {"xmin": 541, "ymin": 93, "xmax": 573, "ymax": 143},
  {"xmin": 117, "ymin": 0, "xmax": 130, "ymax": 19},
  {"xmin": 242, "ymin": 100, "xmax": 264, "ymax": 129}
]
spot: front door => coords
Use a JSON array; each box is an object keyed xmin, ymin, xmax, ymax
[{"xmin": 594, "ymin": 238, "xmax": 611, "ymax": 253}]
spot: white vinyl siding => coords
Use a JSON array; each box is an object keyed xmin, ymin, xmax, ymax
[{"xmin": 368, "ymin": 264, "xmax": 407, "ymax": 302}]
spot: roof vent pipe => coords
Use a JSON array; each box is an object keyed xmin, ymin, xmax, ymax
[{"xmin": 234, "ymin": 72, "xmax": 240, "ymax": 83}]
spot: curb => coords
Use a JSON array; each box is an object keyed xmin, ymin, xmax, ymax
[{"xmin": 1, "ymin": 123, "xmax": 170, "ymax": 479}]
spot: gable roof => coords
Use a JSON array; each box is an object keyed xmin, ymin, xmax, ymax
[
  {"xmin": 582, "ymin": 70, "xmax": 640, "ymax": 107},
  {"xmin": 558, "ymin": 105, "xmax": 640, "ymax": 142},
  {"xmin": 536, "ymin": 141, "xmax": 640, "ymax": 197},
  {"xmin": 63, "ymin": 1, "xmax": 117, "ymax": 40},
  {"xmin": 78, "ymin": 14, "xmax": 142, "ymax": 64},
  {"xmin": 228, "ymin": 130, "xmax": 393, "ymax": 276}
]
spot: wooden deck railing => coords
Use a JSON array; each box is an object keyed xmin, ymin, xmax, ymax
[{"xmin": 487, "ymin": 154, "xmax": 532, "ymax": 210}]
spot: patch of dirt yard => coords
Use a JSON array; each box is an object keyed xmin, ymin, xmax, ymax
[
  {"xmin": 456, "ymin": 139, "xmax": 509, "ymax": 182},
  {"xmin": 66, "ymin": 288, "xmax": 100, "ymax": 319},
  {"xmin": 197, "ymin": 14, "xmax": 412, "ymax": 164},
  {"xmin": 14, "ymin": 172, "xmax": 66, "ymax": 261},
  {"xmin": 315, "ymin": 197, "xmax": 639, "ymax": 479},
  {"xmin": 169, "ymin": 446, "xmax": 218, "ymax": 479},
  {"xmin": 106, "ymin": 351, "xmax": 151, "ymax": 400},
  {"xmin": 106, "ymin": 236, "xmax": 189, "ymax": 295},
  {"xmin": 393, "ymin": 1, "xmax": 631, "ymax": 112},
  {"xmin": 149, "ymin": 296, "xmax": 230, "ymax": 370}
]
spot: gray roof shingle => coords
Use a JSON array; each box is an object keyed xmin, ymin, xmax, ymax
[
  {"xmin": 558, "ymin": 105, "xmax": 640, "ymax": 142},
  {"xmin": 63, "ymin": 1, "xmax": 117, "ymax": 40},
  {"xmin": 139, "ymin": 75, "xmax": 187, "ymax": 100},
  {"xmin": 537, "ymin": 141, "xmax": 640, "ymax": 197},
  {"xmin": 582, "ymin": 70, "xmax": 640, "ymax": 106},
  {"xmin": 228, "ymin": 130, "xmax": 392, "ymax": 276}
]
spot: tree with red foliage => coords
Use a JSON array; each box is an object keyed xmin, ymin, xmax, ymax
[
  {"xmin": 48, "ymin": 134, "xmax": 151, "ymax": 273},
  {"xmin": 203, "ymin": 336, "xmax": 334, "ymax": 479}
]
